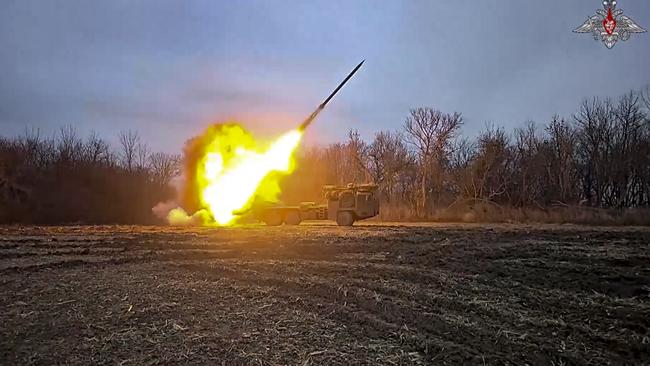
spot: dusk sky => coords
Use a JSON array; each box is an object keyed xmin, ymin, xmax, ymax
[{"xmin": 1, "ymin": 0, "xmax": 649, "ymax": 152}]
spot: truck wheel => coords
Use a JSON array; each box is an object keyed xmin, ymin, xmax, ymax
[
  {"xmin": 336, "ymin": 211, "xmax": 355, "ymax": 226},
  {"xmin": 263, "ymin": 212, "xmax": 282, "ymax": 226},
  {"xmin": 284, "ymin": 211, "xmax": 302, "ymax": 225}
]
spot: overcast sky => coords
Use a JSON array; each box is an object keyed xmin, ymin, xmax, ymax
[{"xmin": 1, "ymin": 0, "xmax": 649, "ymax": 152}]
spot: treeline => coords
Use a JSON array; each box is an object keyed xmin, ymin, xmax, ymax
[
  {"xmin": 282, "ymin": 88, "xmax": 650, "ymax": 224},
  {"xmin": 0, "ymin": 128, "xmax": 179, "ymax": 224},
  {"xmin": 2, "ymin": 87, "xmax": 649, "ymax": 225}
]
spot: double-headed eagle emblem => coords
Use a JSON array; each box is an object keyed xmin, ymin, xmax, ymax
[{"xmin": 574, "ymin": 0, "xmax": 646, "ymax": 48}]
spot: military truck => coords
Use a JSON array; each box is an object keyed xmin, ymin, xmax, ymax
[{"xmin": 252, "ymin": 183, "xmax": 379, "ymax": 226}]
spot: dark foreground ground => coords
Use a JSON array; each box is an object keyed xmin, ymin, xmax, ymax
[{"xmin": 0, "ymin": 223, "xmax": 648, "ymax": 365}]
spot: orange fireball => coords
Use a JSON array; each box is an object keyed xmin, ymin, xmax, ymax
[{"xmin": 174, "ymin": 124, "xmax": 302, "ymax": 226}]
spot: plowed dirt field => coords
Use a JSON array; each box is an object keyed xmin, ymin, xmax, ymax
[{"xmin": 1, "ymin": 224, "xmax": 648, "ymax": 365}]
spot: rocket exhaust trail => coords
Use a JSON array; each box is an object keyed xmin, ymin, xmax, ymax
[{"xmin": 298, "ymin": 60, "xmax": 364, "ymax": 131}]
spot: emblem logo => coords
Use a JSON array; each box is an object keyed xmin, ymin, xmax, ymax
[{"xmin": 574, "ymin": 0, "xmax": 646, "ymax": 48}]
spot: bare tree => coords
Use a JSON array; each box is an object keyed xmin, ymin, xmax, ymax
[
  {"xmin": 136, "ymin": 141, "xmax": 150, "ymax": 171},
  {"xmin": 346, "ymin": 130, "xmax": 370, "ymax": 183},
  {"xmin": 56, "ymin": 125, "xmax": 84, "ymax": 165},
  {"xmin": 84, "ymin": 131, "xmax": 111, "ymax": 165},
  {"xmin": 641, "ymin": 85, "xmax": 650, "ymax": 111},
  {"xmin": 574, "ymin": 97, "xmax": 615, "ymax": 206},
  {"xmin": 463, "ymin": 125, "xmax": 512, "ymax": 203},
  {"xmin": 403, "ymin": 107, "xmax": 462, "ymax": 216},
  {"xmin": 119, "ymin": 130, "xmax": 140, "ymax": 171},
  {"xmin": 545, "ymin": 116, "xmax": 578, "ymax": 205},
  {"xmin": 510, "ymin": 122, "xmax": 544, "ymax": 206},
  {"xmin": 321, "ymin": 142, "xmax": 347, "ymax": 185},
  {"xmin": 449, "ymin": 137, "xmax": 477, "ymax": 201},
  {"xmin": 149, "ymin": 152, "xmax": 180, "ymax": 186},
  {"xmin": 611, "ymin": 91, "xmax": 647, "ymax": 206},
  {"xmin": 368, "ymin": 131, "xmax": 411, "ymax": 201}
]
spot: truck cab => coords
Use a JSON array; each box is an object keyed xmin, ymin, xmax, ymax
[{"xmin": 324, "ymin": 183, "xmax": 380, "ymax": 226}]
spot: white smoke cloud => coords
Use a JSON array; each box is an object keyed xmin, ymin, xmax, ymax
[
  {"xmin": 151, "ymin": 201, "xmax": 211, "ymax": 226},
  {"xmin": 151, "ymin": 173, "xmax": 211, "ymax": 226},
  {"xmin": 152, "ymin": 200, "xmax": 178, "ymax": 220},
  {"xmin": 167, "ymin": 207, "xmax": 211, "ymax": 226}
]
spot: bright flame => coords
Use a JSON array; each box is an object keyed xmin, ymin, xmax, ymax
[{"xmin": 194, "ymin": 124, "xmax": 302, "ymax": 225}]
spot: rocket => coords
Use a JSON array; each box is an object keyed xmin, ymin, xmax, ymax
[{"xmin": 298, "ymin": 60, "xmax": 364, "ymax": 131}]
